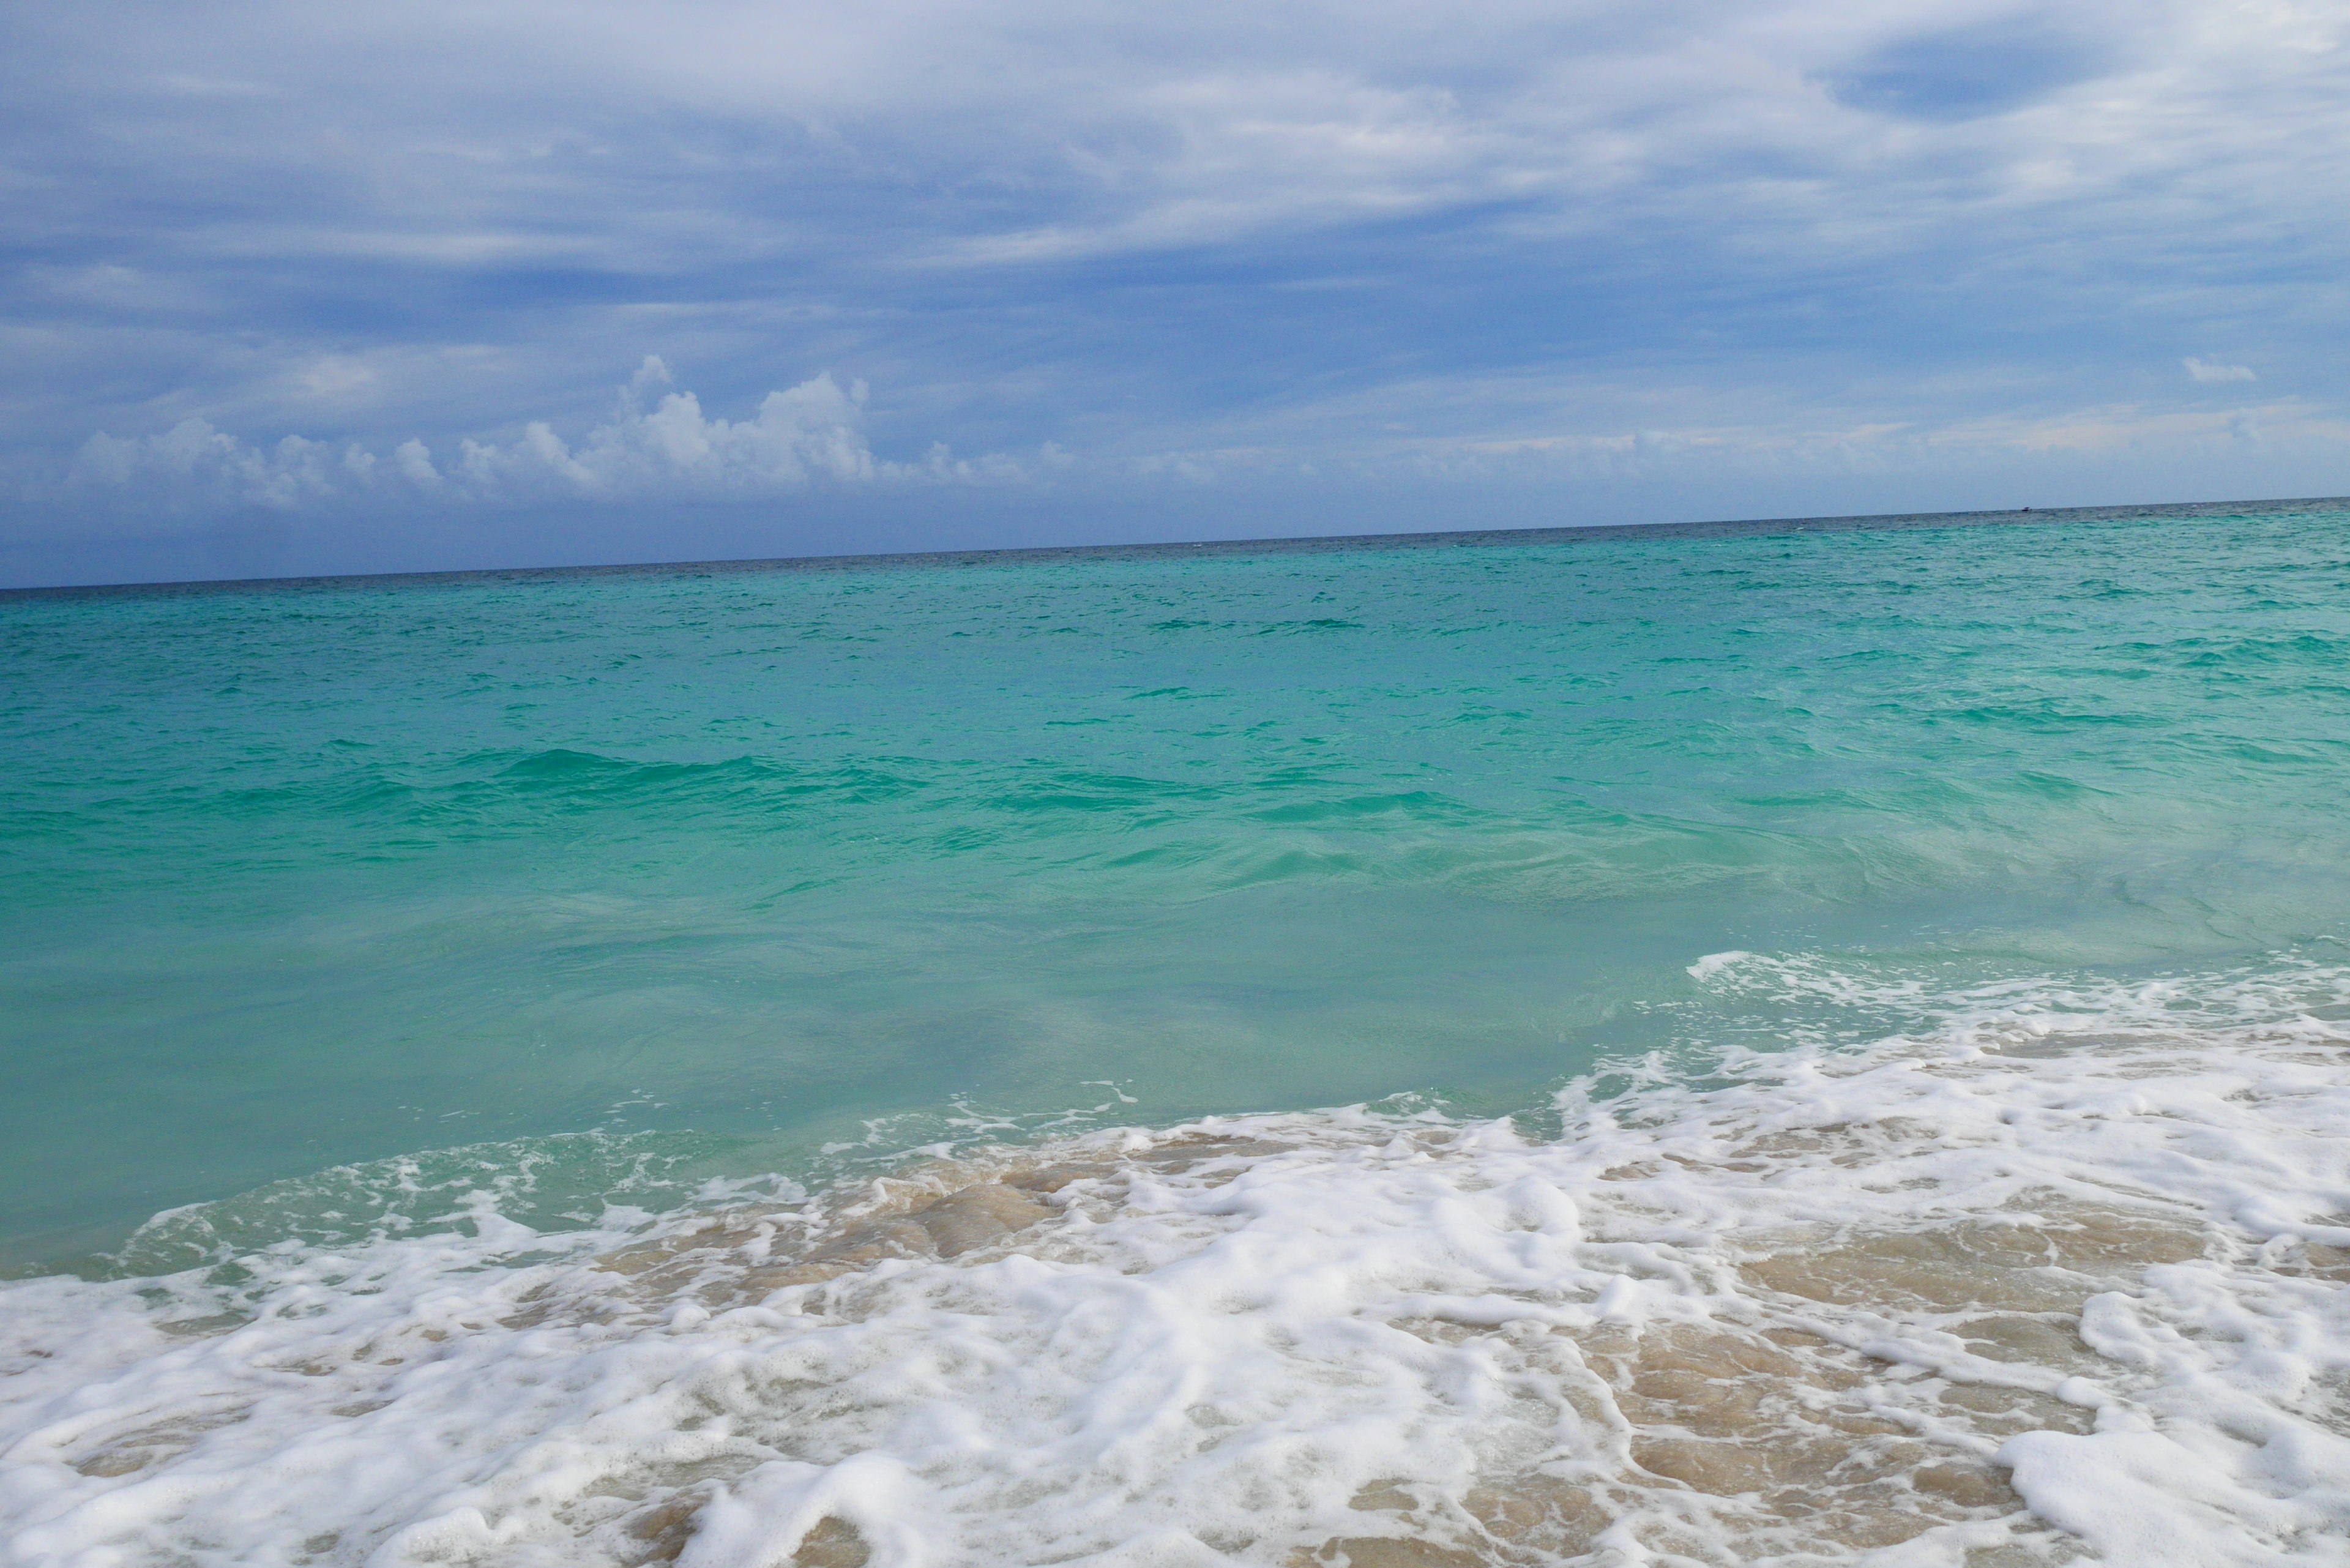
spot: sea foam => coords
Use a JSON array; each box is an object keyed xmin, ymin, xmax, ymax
[{"xmin": 7, "ymin": 954, "xmax": 2350, "ymax": 1566}]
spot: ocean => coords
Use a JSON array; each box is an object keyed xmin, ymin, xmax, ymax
[{"xmin": 3, "ymin": 500, "xmax": 2348, "ymax": 1565}]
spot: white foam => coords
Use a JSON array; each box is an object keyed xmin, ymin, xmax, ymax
[{"xmin": 8, "ymin": 955, "xmax": 2350, "ymax": 1565}]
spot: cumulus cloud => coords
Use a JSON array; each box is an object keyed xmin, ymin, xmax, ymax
[
  {"xmin": 67, "ymin": 359, "xmax": 1048, "ymax": 510},
  {"xmin": 2184, "ymin": 357, "xmax": 2256, "ymax": 384},
  {"xmin": 72, "ymin": 422, "xmax": 345, "ymax": 511},
  {"xmin": 451, "ymin": 357, "xmax": 881, "ymax": 496}
]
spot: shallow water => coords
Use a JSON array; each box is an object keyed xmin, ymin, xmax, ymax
[
  {"xmin": 4, "ymin": 501, "xmax": 2350, "ymax": 1564},
  {"xmin": 10, "ymin": 957, "xmax": 2350, "ymax": 1565}
]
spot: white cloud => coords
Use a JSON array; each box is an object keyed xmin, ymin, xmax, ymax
[
  {"xmin": 2184, "ymin": 357, "xmax": 2256, "ymax": 383},
  {"xmin": 394, "ymin": 438, "xmax": 441, "ymax": 487},
  {"xmin": 300, "ymin": 356, "xmax": 379, "ymax": 401},
  {"xmin": 67, "ymin": 359, "xmax": 1046, "ymax": 510},
  {"xmin": 72, "ymin": 421, "xmax": 344, "ymax": 510}
]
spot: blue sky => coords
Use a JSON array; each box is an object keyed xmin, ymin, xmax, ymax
[{"xmin": 3, "ymin": 0, "xmax": 2346, "ymax": 585}]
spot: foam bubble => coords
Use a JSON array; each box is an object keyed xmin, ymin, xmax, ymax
[{"xmin": 7, "ymin": 957, "xmax": 2350, "ymax": 1565}]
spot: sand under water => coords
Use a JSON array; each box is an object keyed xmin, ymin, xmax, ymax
[{"xmin": 8, "ymin": 954, "xmax": 2350, "ymax": 1567}]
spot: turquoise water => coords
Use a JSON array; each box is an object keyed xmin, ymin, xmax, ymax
[{"xmin": 4, "ymin": 500, "xmax": 2346, "ymax": 1275}]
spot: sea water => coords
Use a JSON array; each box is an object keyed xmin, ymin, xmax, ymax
[{"xmin": 3, "ymin": 501, "xmax": 2348, "ymax": 1565}]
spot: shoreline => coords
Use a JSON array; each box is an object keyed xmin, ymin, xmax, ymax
[{"xmin": 9, "ymin": 954, "xmax": 2349, "ymax": 1565}]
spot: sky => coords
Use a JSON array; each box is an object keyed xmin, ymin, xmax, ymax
[{"xmin": 2, "ymin": 0, "xmax": 2346, "ymax": 586}]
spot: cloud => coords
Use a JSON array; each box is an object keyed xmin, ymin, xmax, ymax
[
  {"xmin": 6, "ymin": 0, "xmax": 2350, "ymax": 581},
  {"xmin": 453, "ymin": 357, "xmax": 881, "ymax": 496},
  {"xmin": 14, "ymin": 0, "xmax": 2346, "ymax": 296},
  {"xmin": 2184, "ymin": 357, "xmax": 2256, "ymax": 384},
  {"xmin": 67, "ymin": 359, "xmax": 1043, "ymax": 511},
  {"xmin": 71, "ymin": 421, "xmax": 345, "ymax": 511},
  {"xmin": 1097, "ymin": 361, "xmax": 2350, "ymax": 486}
]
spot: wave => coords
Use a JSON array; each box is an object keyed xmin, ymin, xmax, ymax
[{"xmin": 6, "ymin": 955, "xmax": 2350, "ymax": 1565}]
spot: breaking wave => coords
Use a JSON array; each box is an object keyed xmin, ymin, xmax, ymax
[{"xmin": 7, "ymin": 953, "xmax": 2350, "ymax": 1566}]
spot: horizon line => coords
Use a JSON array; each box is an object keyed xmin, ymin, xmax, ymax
[{"xmin": 5, "ymin": 493, "xmax": 2341, "ymax": 602}]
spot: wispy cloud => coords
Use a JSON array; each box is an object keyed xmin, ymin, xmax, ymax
[{"xmin": 2184, "ymin": 357, "xmax": 2256, "ymax": 384}]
